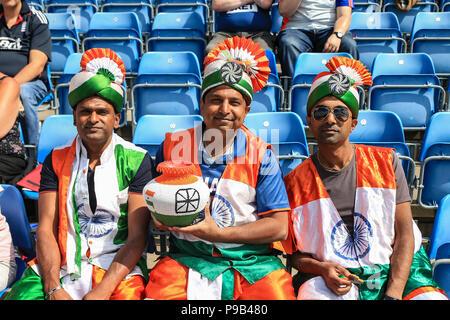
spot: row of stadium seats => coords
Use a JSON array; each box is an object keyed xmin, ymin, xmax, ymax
[{"xmin": 49, "ymin": 50, "xmax": 448, "ymax": 133}]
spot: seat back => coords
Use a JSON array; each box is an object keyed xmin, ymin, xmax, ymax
[
  {"xmin": 83, "ymin": 12, "xmax": 143, "ymax": 73},
  {"xmin": 352, "ymin": 0, "xmax": 381, "ymax": 13},
  {"xmin": 418, "ymin": 113, "xmax": 450, "ymax": 207},
  {"xmin": 46, "ymin": 12, "xmax": 80, "ymax": 74},
  {"xmin": 156, "ymin": 0, "xmax": 208, "ymax": 25},
  {"xmin": 56, "ymin": 53, "xmax": 82, "ymax": 114},
  {"xmin": 37, "ymin": 115, "xmax": 78, "ymax": 164},
  {"xmin": 101, "ymin": 0, "xmax": 154, "ymax": 33},
  {"xmin": 244, "ymin": 112, "xmax": 309, "ymax": 176},
  {"xmin": 383, "ymin": 0, "xmax": 439, "ymax": 34},
  {"xmin": 428, "ymin": 195, "xmax": 450, "ymax": 260},
  {"xmin": 0, "ymin": 185, "xmax": 34, "ymax": 256},
  {"xmin": 290, "ymin": 52, "xmax": 352, "ymax": 124},
  {"xmin": 349, "ymin": 12, "xmax": 404, "ymax": 71},
  {"xmin": 410, "ymin": 12, "xmax": 450, "ymax": 76},
  {"xmin": 148, "ymin": 11, "xmax": 206, "ymax": 65},
  {"xmin": 46, "ymin": 0, "xmax": 99, "ymax": 34},
  {"xmin": 432, "ymin": 242, "xmax": 450, "ymax": 295},
  {"xmin": 133, "ymin": 114, "xmax": 203, "ymax": 157},
  {"xmin": 132, "ymin": 51, "xmax": 201, "ymax": 122},
  {"xmin": 369, "ymin": 53, "xmax": 442, "ymax": 129}
]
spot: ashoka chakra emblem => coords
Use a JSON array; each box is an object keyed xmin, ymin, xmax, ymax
[
  {"xmin": 220, "ymin": 62, "xmax": 243, "ymax": 84},
  {"xmin": 328, "ymin": 73, "xmax": 351, "ymax": 95}
]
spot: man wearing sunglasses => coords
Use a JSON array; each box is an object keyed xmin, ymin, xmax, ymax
[{"xmin": 282, "ymin": 57, "xmax": 447, "ymax": 300}]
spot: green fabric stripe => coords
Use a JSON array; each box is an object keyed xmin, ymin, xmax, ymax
[
  {"xmin": 306, "ymin": 81, "xmax": 359, "ymax": 117},
  {"xmin": 168, "ymin": 236, "xmax": 285, "ymax": 284},
  {"xmin": 113, "ymin": 144, "xmax": 146, "ymax": 245},
  {"xmin": 68, "ymin": 74, "xmax": 124, "ymax": 113},
  {"xmin": 71, "ymin": 175, "xmax": 82, "ymax": 280},
  {"xmin": 221, "ymin": 268, "xmax": 235, "ymax": 300},
  {"xmin": 202, "ymin": 70, "xmax": 253, "ymax": 102},
  {"xmin": 4, "ymin": 267, "xmax": 54, "ymax": 300}
]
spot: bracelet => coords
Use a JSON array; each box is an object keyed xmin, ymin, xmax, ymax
[{"xmin": 45, "ymin": 285, "xmax": 63, "ymax": 300}]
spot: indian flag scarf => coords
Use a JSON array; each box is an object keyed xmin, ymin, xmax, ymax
[{"xmin": 284, "ymin": 144, "xmax": 443, "ymax": 299}]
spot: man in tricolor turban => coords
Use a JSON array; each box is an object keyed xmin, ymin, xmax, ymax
[
  {"xmin": 5, "ymin": 48, "xmax": 156, "ymax": 300},
  {"xmin": 282, "ymin": 56, "xmax": 448, "ymax": 300},
  {"xmin": 145, "ymin": 36, "xmax": 296, "ymax": 300}
]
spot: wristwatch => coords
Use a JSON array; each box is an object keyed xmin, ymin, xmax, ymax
[{"xmin": 334, "ymin": 31, "xmax": 343, "ymax": 39}]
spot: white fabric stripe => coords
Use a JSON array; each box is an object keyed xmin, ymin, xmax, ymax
[{"xmin": 187, "ymin": 269, "xmax": 223, "ymax": 300}]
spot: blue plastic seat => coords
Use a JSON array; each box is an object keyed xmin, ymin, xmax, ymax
[
  {"xmin": 155, "ymin": 0, "xmax": 209, "ymax": 26},
  {"xmin": 133, "ymin": 114, "xmax": 203, "ymax": 158},
  {"xmin": 46, "ymin": 0, "xmax": 99, "ymax": 34},
  {"xmin": 250, "ymin": 49, "xmax": 284, "ymax": 113},
  {"xmin": 131, "ymin": 51, "xmax": 202, "ymax": 124},
  {"xmin": 382, "ymin": 0, "xmax": 439, "ymax": 34},
  {"xmin": 443, "ymin": 0, "xmax": 450, "ymax": 11},
  {"xmin": 349, "ymin": 110, "xmax": 415, "ymax": 187},
  {"xmin": 26, "ymin": 0, "xmax": 45, "ymax": 11},
  {"xmin": 428, "ymin": 194, "xmax": 450, "ymax": 260},
  {"xmin": 82, "ymin": 12, "xmax": 144, "ymax": 74},
  {"xmin": 432, "ymin": 242, "xmax": 450, "ymax": 295},
  {"xmin": 148, "ymin": 11, "xmax": 206, "ymax": 67},
  {"xmin": 368, "ymin": 53, "xmax": 444, "ymax": 129},
  {"xmin": 0, "ymin": 184, "xmax": 36, "ymax": 297},
  {"xmin": 353, "ymin": 0, "xmax": 381, "ymax": 13},
  {"xmin": 45, "ymin": 12, "xmax": 80, "ymax": 75},
  {"xmin": 244, "ymin": 112, "xmax": 309, "ymax": 176},
  {"xmin": 100, "ymin": 0, "xmax": 154, "ymax": 33},
  {"xmin": 418, "ymin": 112, "xmax": 450, "ymax": 209},
  {"xmin": 349, "ymin": 12, "xmax": 406, "ymax": 71},
  {"xmin": 289, "ymin": 52, "xmax": 353, "ymax": 125},
  {"xmin": 410, "ymin": 12, "xmax": 450, "ymax": 76}
]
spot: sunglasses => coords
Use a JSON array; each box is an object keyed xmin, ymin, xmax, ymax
[{"xmin": 312, "ymin": 105, "xmax": 351, "ymax": 122}]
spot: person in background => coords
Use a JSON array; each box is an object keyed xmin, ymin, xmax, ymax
[{"xmin": 0, "ymin": 185, "xmax": 17, "ymax": 293}]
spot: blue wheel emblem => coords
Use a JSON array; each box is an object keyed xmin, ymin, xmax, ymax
[
  {"xmin": 331, "ymin": 213, "xmax": 373, "ymax": 261},
  {"xmin": 211, "ymin": 194, "xmax": 235, "ymax": 228},
  {"xmin": 77, "ymin": 204, "xmax": 115, "ymax": 238}
]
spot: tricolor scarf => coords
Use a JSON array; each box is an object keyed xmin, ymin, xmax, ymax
[{"xmin": 284, "ymin": 144, "xmax": 442, "ymax": 299}]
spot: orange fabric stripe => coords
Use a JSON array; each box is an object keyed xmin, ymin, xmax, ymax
[
  {"xmin": 403, "ymin": 286, "xmax": 447, "ymax": 300},
  {"xmin": 145, "ymin": 257, "xmax": 295, "ymax": 300},
  {"xmin": 51, "ymin": 139, "xmax": 77, "ymax": 266},
  {"xmin": 91, "ymin": 265, "xmax": 145, "ymax": 300},
  {"xmin": 355, "ymin": 145, "xmax": 396, "ymax": 190}
]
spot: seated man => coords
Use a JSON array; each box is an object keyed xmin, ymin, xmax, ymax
[
  {"xmin": 5, "ymin": 48, "xmax": 156, "ymax": 300},
  {"xmin": 276, "ymin": 0, "xmax": 359, "ymax": 78},
  {"xmin": 0, "ymin": 0, "xmax": 52, "ymax": 147},
  {"xmin": 283, "ymin": 56, "xmax": 448, "ymax": 300},
  {"xmin": 145, "ymin": 37, "xmax": 296, "ymax": 300},
  {"xmin": 207, "ymin": 0, "xmax": 275, "ymax": 53}
]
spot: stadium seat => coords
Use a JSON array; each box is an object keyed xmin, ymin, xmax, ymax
[
  {"xmin": 148, "ymin": 11, "xmax": 206, "ymax": 66},
  {"xmin": 37, "ymin": 65, "xmax": 55, "ymax": 112},
  {"xmin": 443, "ymin": 0, "xmax": 450, "ymax": 11},
  {"xmin": 289, "ymin": 52, "xmax": 353, "ymax": 125},
  {"xmin": 132, "ymin": 114, "xmax": 203, "ymax": 158},
  {"xmin": 349, "ymin": 110, "xmax": 415, "ymax": 190},
  {"xmin": 428, "ymin": 194, "xmax": 450, "ymax": 260},
  {"xmin": 368, "ymin": 53, "xmax": 445, "ymax": 129},
  {"xmin": 82, "ymin": 12, "xmax": 144, "ymax": 75},
  {"xmin": 55, "ymin": 53, "xmax": 82, "ymax": 115},
  {"xmin": 418, "ymin": 112, "xmax": 450, "ymax": 209},
  {"xmin": 432, "ymin": 242, "xmax": 450, "ymax": 295},
  {"xmin": 353, "ymin": 0, "xmax": 381, "ymax": 13},
  {"xmin": 131, "ymin": 51, "xmax": 202, "ymax": 125},
  {"xmin": 410, "ymin": 12, "xmax": 450, "ymax": 76},
  {"xmin": 349, "ymin": 12, "xmax": 406, "ymax": 71},
  {"xmin": 155, "ymin": 0, "xmax": 209, "ymax": 27},
  {"xmin": 382, "ymin": 0, "xmax": 439, "ymax": 34},
  {"xmin": 100, "ymin": 0, "xmax": 154, "ymax": 33},
  {"xmin": 46, "ymin": 12, "xmax": 80, "ymax": 75},
  {"xmin": 46, "ymin": 0, "xmax": 99, "ymax": 34},
  {"xmin": 0, "ymin": 184, "xmax": 36, "ymax": 298},
  {"xmin": 250, "ymin": 49, "xmax": 284, "ymax": 113},
  {"xmin": 244, "ymin": 112, "xmax": 309, "ymax": 176},
  {"xmin": 26, "ymin": 0, "xmax": 45, "ymax": 11}
]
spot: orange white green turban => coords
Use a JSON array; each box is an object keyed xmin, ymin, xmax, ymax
[
  {"xmin": 201, "ymin": 36, "xmax": 270, "ymax": 104},
  {"xmin": 68, "ymin": 48, "xmax": 126, "ymax": 113},
  {"xmin": 307, "ymin": 57, "xmax": 373, "ymax": 118}
]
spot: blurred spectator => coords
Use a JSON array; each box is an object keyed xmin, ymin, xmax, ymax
[
  {"xmin": 0, "ymin": 74, "xmax": 33, "ymax": 185},
  {"xmin": 0, "ymin": 0, "xmax": 51, "ymax": 148},
  {"xmin": 0, "ymin": 186, "xmax": 17, "ymax": 292},
  {"xmin": 276, "ymin": 0, "xmax": 359, "ymax": 78},
  {"xmin": 207, "ymin": 0, "xmax": 275, "ymax": 53}
]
